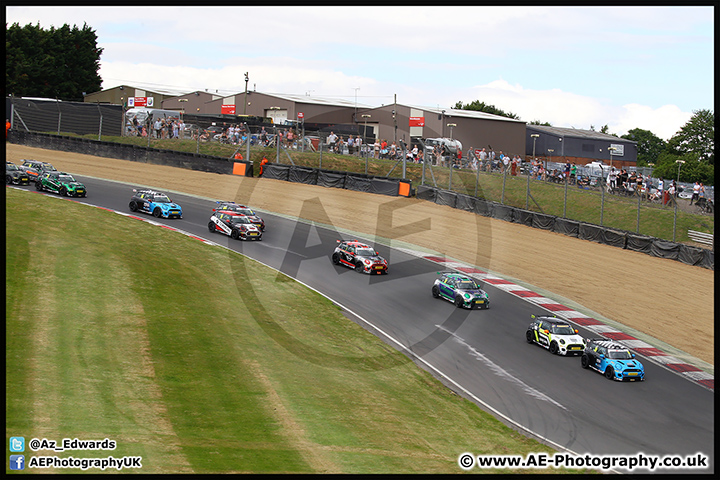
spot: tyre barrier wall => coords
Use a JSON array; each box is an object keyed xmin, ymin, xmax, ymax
[
  {"xmin": 9, "ymin": 131, "xmax": 254, "ymax": 177},
  {"xmin": 416, "ymin": 185, "xmax": 714, "ymax": 270},
  {"xmin": 261, "ymin": 162, "xmax": 413, "ymax": 197}
]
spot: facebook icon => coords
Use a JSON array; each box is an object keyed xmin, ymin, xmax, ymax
[{"xmin": 10, "ymin": 454, "xmax": 25, "ymax": 470}]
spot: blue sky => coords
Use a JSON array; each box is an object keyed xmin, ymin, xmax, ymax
[{"xmin": 6, "ymin": 6, "xmax": 714, "ymax": 140}]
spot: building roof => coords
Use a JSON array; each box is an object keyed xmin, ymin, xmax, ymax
[
  {"xmin": 257, "ymin": 92, "xmax": 372, "ymax": 109},
  {"xmin": 406, "ymin": 105, "xmax": 526, "ymax": 124},
  {"xmin": 528, "ymin": 124, "xmax": 634, "ymax": 142}
]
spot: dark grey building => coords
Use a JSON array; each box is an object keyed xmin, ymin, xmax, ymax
[{"xmin": 526, "ymin": 125, "xmax": 637, "ymax": 168}]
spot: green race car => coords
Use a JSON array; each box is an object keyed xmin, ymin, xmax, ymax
[{"xmin": 36, "ymin": 171, "xmax": 87, "ymax": 197}]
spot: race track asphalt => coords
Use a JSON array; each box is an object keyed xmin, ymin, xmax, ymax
[{"xmin": 10, "ymin": 174, "xmax": 714, "ymax": 474}]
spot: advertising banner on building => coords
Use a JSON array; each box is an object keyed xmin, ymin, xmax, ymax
[
  {"xmin": 127, "ymin": 97, "xmax": 153, "ymax": 108},
  {"xmin": 221, "ymin": 104, "xmax": 236, "ymax": 115}
]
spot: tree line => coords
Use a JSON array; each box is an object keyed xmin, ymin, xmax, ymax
[{"xmin": 6, "ymin": 22, "xmax": 103, "ymax": 102}]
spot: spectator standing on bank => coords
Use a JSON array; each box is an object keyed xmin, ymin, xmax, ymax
[
  {"xmin": 667, "ymin": 180, "xmax": 677, "ymax": 206},
  {"xmin": 327, "ymin": 131, "xmax": 338, "ymax": 152},
  {"xmin": 153, "ymin": 117, "xmax": 162, "ymax": 139},
  {"xmin": 286, "ymin": 128, "xmax": 295, "ymax": 148},
  {"xmin": 570, "ymin": 162, "xmax": 577, "ymax": 184},
  {"xmin": 690, "ymin": 181, "xmax": 701, "ymax": 205},
  {"xmin": 347, "ymin": 135, "xmax": 354, "ymax": 155},
  {"xmin": 355, "ymin": 135, "xmax": 362, "ymax": 156},
  {"xmin": 478, "ymin": 148, "xmax": 488, "ymax": 171},
  {"xmin": 373, "ymin": 139, "xmax": 380, "ymax": 158}
]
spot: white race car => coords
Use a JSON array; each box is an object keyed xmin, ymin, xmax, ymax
[{"xmin": 526, "ymin": 315, "xmax": 585, "ymax": 356}]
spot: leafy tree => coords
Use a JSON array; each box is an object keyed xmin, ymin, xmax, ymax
[
  {"xmin": 651, "ymin": 152, "xmax": 714, "ymax": 186},
  {"xmin": 665, "ymin": 109, "xmax": 714, "ymax": 165},
  {"xmin": 6, "ymin": 22, "xmax": 103, "ymax": 101},
  {"xmin": 622, "ymin": 128, "xmax": 666, "ymax": 167},
  {"xmin": 453, "ymin": 100, "xmax": 520, "ymax": 120},
  {"xmin": 529, "ymin": 120, "xmax": 552, "ymax": 126},
  {"xmin": 648, "ymin": 110, "xmax": 714, "ymax": 185}
]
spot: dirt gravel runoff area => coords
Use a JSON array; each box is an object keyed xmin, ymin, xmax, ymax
[{"xmin": 7, "ymin": 144, "xmax": 714, "ymax": 368}]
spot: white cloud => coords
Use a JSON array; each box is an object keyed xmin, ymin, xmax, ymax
[{"xmin": 9, "ymin": 6, "xmax": 710, "ymax": 142}]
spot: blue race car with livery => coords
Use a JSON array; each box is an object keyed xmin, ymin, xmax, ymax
[
  {"xmin": 129, "ymin": 189, "xmax": 183, "ymax": 218},
  {"xmin": 431, "ymin": 272, "xmax": 489, "ymax": 309},
  {"xmin": 581, "ymin": 338, "xmax": 645, "ymax": 382}
]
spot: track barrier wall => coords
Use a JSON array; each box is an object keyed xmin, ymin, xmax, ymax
[
  {"xmin": 261, "ymin": 162, "xmax": 412, "ymax": 197},
  {"xmin": 10, "ymin": 130, "xmax": 253, "ymax": 177},
  {"xmin": 8, "ymin": 131, "xmax": 710, "ymax": 269},
  {"xmin": 415, "ymin": 185, "xmax": 713, "ymax": 270}
]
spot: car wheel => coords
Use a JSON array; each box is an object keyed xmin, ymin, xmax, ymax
[
  {"xmin": 231, "ymin": 229, "xmax": 239, "ymax": 240},
  {"xmin": 549, "ymin": 342, "xmax": 559, "ymax": 355},
  {"xmin": 454, "ymin": 296, "xmax": 464, "ymax": 308},
  {"xmin": 208, "ymin": 222, "xmax": 215, "ymax": 233},
  {"xmin": 331, "ymin": 253, "xmax": 340, "ymax": 265},
  {"xmin": 153, "ymin": 207, "xmax": 162, "ymax": 218},
  {"xmin": 35, "ymin": 181, "xmax": 43, "ymax": 191},
  {"xmin": 526, "ymin": 330, "xmax": 534, "ymax": 343},
  {"xmin": 355, "ymin": 261, "xmax": 364, "ymax": 272},
  {"xmin": 6, "ymin": 175, "xmax": 11, "ymax": 184},
  {"xmin": 60, "ymin": 187, "xmax": 67, "ymax": 196},
  {"xmin": 581, "ymin": 354, "xmax": 590, "ymax": 369},
  {"xmin": 129, "ymin": 201, "xmax": 138, "ymax": 212},
  {"xmin": 431, "ymin": 285, "xmax": 440, "ymax": 298},
  {"xmin": 604, "ymin": 366, "xmax": 614, "ymax": 380}
]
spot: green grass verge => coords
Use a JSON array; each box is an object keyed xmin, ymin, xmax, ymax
[
  {"xmin": 5, "ymin": 188, "xmax": 593, "ymax": 474},
  {"xmin": 66, "ymin": 132, "xmax": 714, "ymax": 243}
]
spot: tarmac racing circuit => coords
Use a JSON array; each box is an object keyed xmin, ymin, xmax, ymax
[{"xmin": 11, "ymin": 174, "xmax": 714, "ymax": 474}]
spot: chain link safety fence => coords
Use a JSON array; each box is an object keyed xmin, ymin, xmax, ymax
[{"xmin": 6, "ymin": 96, "xmax": 713, "ymax": 268}]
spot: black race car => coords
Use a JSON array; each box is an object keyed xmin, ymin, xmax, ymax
[
  {"xmin": 208, "ymin": 211, "xmax": 262, "ymax": 240},
  {"xmin": 332, "ymin": 240, "xmax": 388, "ymax": 274},
  {"xmin": 6, "ymin": 162, "xmax": 30, "ymax": 185},
  {"xmin": 20, "ymin": 159, "xmax": 57, "ymax": 183}
]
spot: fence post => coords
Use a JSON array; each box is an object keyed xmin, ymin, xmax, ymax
[
  {"xmin": 672, "ymin": 196, "xmax": 678, "ymax": 242},
  {"xmin": 402, "ymin": 148, "xmax": 407, "ymax": 179},
  {"xmin": 526, "ymin": 163, "xmax": 531, "ymax": 210},
  {"xmin": 600, "ymin": 176, "xmax": 605, "ymax": 226},
  {"xmin": 96, "ymin": 103, "xmax": 103, "ymax": 141},
  {"xmin": 365, "ymin": 145, "xmax": 369, "ymax": 175},
  {"xmin": 501, "ymin": 162, "xmax": 507, "ymax": 204},
  {"xmin": 56, "ymin": 98, "xmax": 61, "ymax": 135},
  {"xmin": 245, "ymin": 122, "xmax": 250, "ymax": 163},
  {"xmin": 563, "ymin": 174, "xmax": 568, "ymax": 218},
  {"xmin": 474, "ymin": 153, "xmax": 481, "ymax": 197}
]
